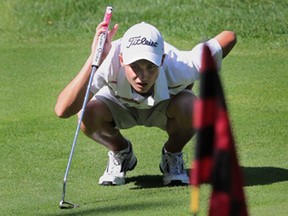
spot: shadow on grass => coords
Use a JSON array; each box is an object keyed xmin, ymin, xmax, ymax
[
  {"xmin": 126, "ymin": 175, "xmax": 163, "ymax": 189},
  {"xmin": 127, "ymin": 169, "xmax": 194, "ymax": 189},
  {"xmin": 126, "ymin": 166, "xmax": 288, "ymax": 189},
  {"xmin": 241, "ymin": 166, "xmax": 288, "ymax": 186},
  {"xmin": 47, "ymin": 201, "xmax": 164, "ymax": 216}
]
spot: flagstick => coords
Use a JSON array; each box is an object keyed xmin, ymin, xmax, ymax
[{"xmin": 190, "ymin": 186, "xmax": 200, "ymax": 215}]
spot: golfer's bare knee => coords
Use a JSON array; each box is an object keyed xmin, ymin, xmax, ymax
[
  {"xmin": 79, "ymin": 100, "xmax": 112, "ymax": 135},
  {"xmin": 167, "ymin": 91, "xmax": 195, "ymax": 121}
]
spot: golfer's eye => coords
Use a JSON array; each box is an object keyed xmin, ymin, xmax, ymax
[
  {"xmin": 130, "ymin": 64, "xmax": 140, "ymax": 72},
  {"xmin": 147, "ymin": 64, "xmax": 157, "ymax": 71}
]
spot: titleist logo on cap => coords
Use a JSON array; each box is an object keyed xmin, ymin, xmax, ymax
[{"xmin": 126, "ymin": 36, "xmax": 158, "ymax": 48}]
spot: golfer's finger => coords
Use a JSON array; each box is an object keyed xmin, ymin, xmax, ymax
[
  {"xmin": 107, "ymin": 24, "xmax": 119, "ymax": 43},
  {"xmin": 95, "ymin": 22, "xmax": 108, "ymax": 36}
]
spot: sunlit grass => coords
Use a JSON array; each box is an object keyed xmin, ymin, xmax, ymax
[{"xmin": 0, "ymin": 0, "xmax": 287, "ymax": 215}]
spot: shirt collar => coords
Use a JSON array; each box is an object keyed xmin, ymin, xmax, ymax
[{"xmin": 116, "ymin": 67, "xmax": 170, "ymax": 106}]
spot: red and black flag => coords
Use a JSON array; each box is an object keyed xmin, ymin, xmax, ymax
[{"xmin": 190, "ymin": 44, "xmax": 248, "ymax": 216}]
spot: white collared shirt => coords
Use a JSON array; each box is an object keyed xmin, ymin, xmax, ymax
[{"xmin": 90, "ymin": 38, "xmax": 222, "ymax": 109}]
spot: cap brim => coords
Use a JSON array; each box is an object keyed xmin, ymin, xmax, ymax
[{"xmin": 122, "ymin": 51, "xmax": 162, "ymax": 66}]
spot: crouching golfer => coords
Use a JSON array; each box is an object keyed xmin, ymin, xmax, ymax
[{"xmin": 55, "ymin": 21, "xmax": 236, "ymax": 186}]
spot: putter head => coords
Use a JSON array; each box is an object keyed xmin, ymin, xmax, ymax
[{"xmin": 59, "ymin": 200, "xmax": 79, "ymax": 209}]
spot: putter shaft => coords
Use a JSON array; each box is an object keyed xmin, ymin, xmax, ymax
[{"xmin": 59, "ymin": 66, "xmax": 98, "ymax": 208}]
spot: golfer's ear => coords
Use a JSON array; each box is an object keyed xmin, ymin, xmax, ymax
[
  {"xmin": 119, "ymin": 53, "xmax": 125, "ymax": 66},
  {"xmin": 160, "ymin": 54, "xmax": 166, "ymax": 66}
]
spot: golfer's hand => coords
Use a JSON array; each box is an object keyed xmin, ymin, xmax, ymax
[{"xmin": 91, "ymin": 22, "xmax": 118, "ymax": 63}]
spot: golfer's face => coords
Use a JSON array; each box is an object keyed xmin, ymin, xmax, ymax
[{"xmin": 125, "ymin": 59, "xmax": 159, "ymax": 95}]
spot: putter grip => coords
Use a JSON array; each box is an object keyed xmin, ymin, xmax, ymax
[{"xmin": 92, "ymin": 6, "xmax": 113, "ymax": 67}]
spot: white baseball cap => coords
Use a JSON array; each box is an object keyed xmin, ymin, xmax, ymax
[{"xmin": 120, "ymin": 22, "xmax": 164, "ymax": 66}]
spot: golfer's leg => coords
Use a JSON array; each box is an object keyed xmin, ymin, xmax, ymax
[
  {"xmin": 79, "ymin": 99, "xmax": 128, "ymax": 151},
  {"xmin": 165, "ymin": 91, "xmax": 196, "ymax": 153},
  {"xmin": 80, "ymin": 99, "xmax": 138, "ymax": 185}
]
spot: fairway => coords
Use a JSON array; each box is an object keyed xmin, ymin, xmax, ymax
[{"xmin": 1, "ymin": 0, "xmax": 287, "ymax": 215}]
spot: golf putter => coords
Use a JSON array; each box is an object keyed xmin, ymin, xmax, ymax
[{"xmin": 59, "ymin": 6, "xmax": 113, "ymax": 209}]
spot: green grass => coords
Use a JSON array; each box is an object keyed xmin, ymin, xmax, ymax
[{"xmin": 1, "ymin": 0, "xmax": 287, "ymax": 215}]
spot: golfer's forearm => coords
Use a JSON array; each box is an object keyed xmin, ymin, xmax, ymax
[{"xmin": 54, "ymin": 55, "xmax": 93, "ymax": 118}]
